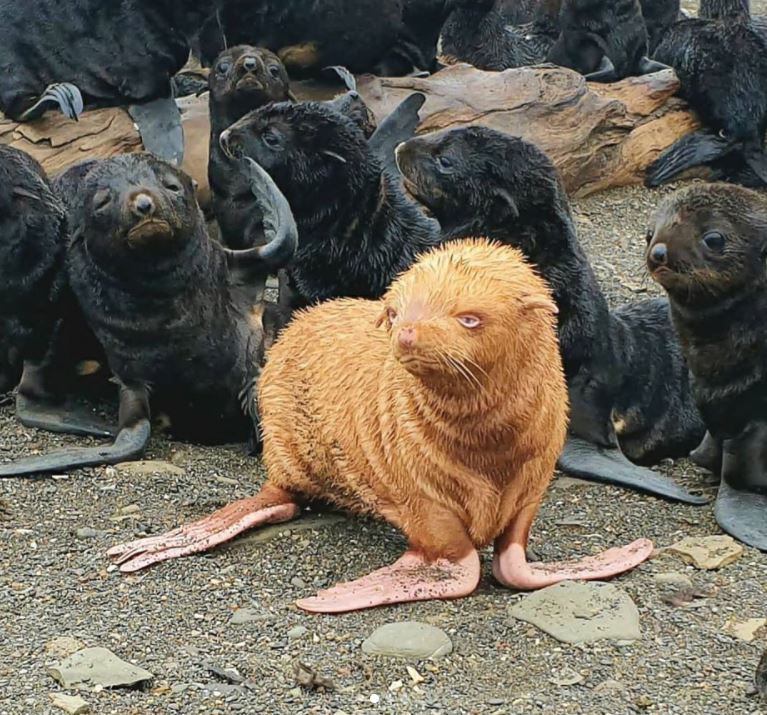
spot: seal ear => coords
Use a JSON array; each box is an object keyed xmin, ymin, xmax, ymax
[
  {"xmin": 322, "ymin": 150, "xmax": 348, "ymax": 164},
  {"xmin": 491, "ymin": 187, "xmax": 519, "ymax": 222},
  {"xmin": 375, "ymin": 305, "xmax": 394, "ymax": 330},
  {"xmin": 518, "ymin": 294, "xmax": 558, "ymax": 315}
]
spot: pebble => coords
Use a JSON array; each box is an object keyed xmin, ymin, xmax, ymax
[
  {"xmin": 725, "ymin": 618, "xmax": 767, "ymax": 642},
  {"xmin": 229, "ymin": 608, "xmax": 268, "ymax": 625},
  {"xmin": 666, "ymin": 535, "xmax": 744, "ymax": 570},
  {"xmin": 290, "ymin": 577, "xmax": 306, "ymax": 589},
  {"xmin": 48, "ymin": 647, "xmax": 154, "ymax": 689},
  {"xmin": 652, "ymin": 572, "xmax": 693, "ymax": 589},
  {"xmin": 362, "ymin": 622, "xmax": 453, "ymax": 659},
  {"xmin": 49, "ymin": 693, "xmax": 90, "ymax": 715},
  {"xmin": 510, "ymin": 581, "xmax": 641, "ymax": 643},
  {"xmin": 45, "ymin": 637, "xmax": 86, "ymax": 659},
  {"xmin": 287, "ymin": 626, "xmax": 308, "ymax": 640},
  {"xmin": 74, "ymin": 528, "xmax": 102, "ymax": 540},
  {"xmin": 115, "ymin": 460, "xmax": 185, "ymax": 476}
]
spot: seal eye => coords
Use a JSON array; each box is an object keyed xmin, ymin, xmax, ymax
[
  {"xmin": 436, "ymin": 155, "xmax": 454, "ymax": 172},
  {"xmin": 457, "ymin": 315, "xmax": 481, "ymax": 329},
  {"xmin": 645, "ymin": 228, "xmax": 653, "ymax": 245},
  {"xmin": 162, "ymin": 178, "xmax": 183, "ymax": 194},
  {"xmin": 93, "ymin": 189, "xmax": 111, "ymax": 212},
  {"xmin": 702, "ymin": 231, "xmax": 725, "ymax": 253},
  {"xmin": 217, "ymin": 61, "xmax": 232, "ymax": 76},
  {"xmin": 262, "ymin": 128, "xmax": 283, "ymax": 150},
  {"xmin": 268, "ymin": 65, "xmax": 282, "ymax": 78}
]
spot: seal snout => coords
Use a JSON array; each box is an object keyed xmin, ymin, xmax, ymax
[
  {"xmin": 242, "ymin": 55, "xmax": 259, "ymax": 72},
  {"xmin": 397, "ymin": 325, "xmax": 418, "ymax": 349},
  {"xmin": 130, "ymin": 192, "xmax": 156, "ymax": 218},
  {"xmin": 648, "ymin": 242, "xmax": 668, "ymax": 266}
]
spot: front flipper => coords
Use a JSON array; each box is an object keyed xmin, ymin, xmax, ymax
[
  {"xmin": 584, "ymin": 55, "xmax": 617, "ymax": 83},
  {"xmin": 296, "ymin": 549, "xmax": 481, "ymax": 614},
  {"xmin": 0, "ymin": 384, "xmax": 149, "ymax": 478},
  {"xmin": 715, "ymin": 481, "xmax": 767, "ymax": 552},
  {"xmin": 558, "ymin": 436, "xmax": 709, "ymax": 504},
  {"xmin": 369, "ymin": 93, "xmax": 426, "ymax": 178},
  {"xmin": 645, "ymin": 131, "xmax": 733, "ymax": 187},
  {"xmin": 18, "ymin": 83, "xmax": 84, "ymax": 121},
  {"xmin": 637, "ymin": 56, "xmax": 670, "ymax": 75},
  {"xmin": 128, "ymin": 97, "xmax": 184, "ymax": 166}
]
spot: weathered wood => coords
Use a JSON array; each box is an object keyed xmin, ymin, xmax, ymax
[{"xmin": 0, "ymin": 65, "xmax": 702, "ymax": 200}]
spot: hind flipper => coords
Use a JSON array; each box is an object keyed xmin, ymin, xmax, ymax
[
  {"xmin": 370, "ymin": 93, "xmax": 426, "ymax": 177},
  {"xmin": 715, "ymin": 481, "xmax": 767, "ymax": 552},
  {"xmin": 558, "ymin": 436, "xmax": 709, "ymax": 504},
  {"xmin": 128, "ymin": 97, "xmax": 184, "ymax": 166},
  {"xmin": 16, "ymin": 393, "xmax": 116, "ymax": 439},
  {"xmin": 645, "ymin": 131, "xmax": 733, "ymax": 187},
  {"xmin": 17, "ymin": 83, "xmax": 84, "ymax": 121},
  {"xmin": 637, "ymin": 56, "xmax": 670, "ymax": 75},
  {"xmin": 322, "ymin": 65, "xmax": 357, "ymax": 92}
]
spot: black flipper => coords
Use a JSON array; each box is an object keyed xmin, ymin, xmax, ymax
[
  {"xmin": 369, "ymin": 93, "xmax": 427, "ymax": 178},
  {"xmin": 558, "ymin": 435, "xmax": 709, "ymax": 504},
  {"xmin": 645, "ymin": 131, "xmax": 733, "ymax": 187},
  {"xmin": 0, "ymin": 384, "xmax": 150, "ymax": 478},
  {"xmin": 15, "ymin": 393, "xmax": 116, "ymax": 439},
  {"xmin": 637, "ymin": 56, "xmax": 670, "ymax": 75},
  {"xmin": 0, "ymin": 420, "xmax": 149, "ymax": 478},
  {"xmin": 689, "ymin": 430, "xmax": 722, "ymax": 474},
  {"xmin": 18, "ymin": 83, "xmax": 84, "ymax": 121},
  {"xmin": 742, "ymin": 145, "xmax": 767, "ymax": 186},
  {"xmin": 584, "ymin": 55, "xmax": 617, "ymax": 83},
  {"xmin": 322, "ymin": 65, "xmax": 357, "ymax": 92},
  {"xmin": 714, "ymin": 481, "xmax": 767, "ymax": 552},
  {"xmin": 128, "ymin": 97, "xmax": 185, "ymax": 166}
]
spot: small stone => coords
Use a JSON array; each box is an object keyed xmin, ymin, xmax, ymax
[
  {"xmin": 48, "ymin": 647, "xmax": 154, "ymax": 689},
  {"xmin": 229, "ymin": 608, "xmax": 267, "ymax": 625},
  {"xmin": 406, "ymin": 666, "xmax": 424, "ymax": 684},
  {"xmin": 171, "ymin": 684, "xmax": 190, "ymax": 695},
  {"xmin": 49, "ymin": 693, "xmax": 90, "ymax": 715},
  {"xmin": 594, "ymin": 679, "xmax": 624, "ymax": 694},
  {"xmin": 549, "ymin": 668, "xmax": 585, "ymax": 686},
  {"xmin": 46, "ymin": 637, "xmax": 86, "ymax": 659},
  {"xmin": 666, "ymin": 535, "xmax": 744, "ymax": 570},
  {"xmin": 75, "ymin": 528, "xmax": 101, "ymax": 540},
  {"xmin": 287, "ymin": 626, "xmax": 308, "ymax": 640},
  {"xmin": 652, "ymin": 572, "xmax": 693, "ymax": 589},
  {"xmin": 370, "ymin": 694, "xmax": 381, "ymax": 704},
  {"xmin": 290, "ymin": 577, "xmax": 306, "ymax": 589},
  {"xmin": 115, "ymin": 460, "xmax": 185, "ymax": 477},
  {"xmin": 635, "ymin": 695, "xmax": 654, "ymax": 709},
  {"xmin": 389, "ymin": 680, "xmax": 403, "ymax": 692},
  {"xmin": 362, "ymin": 622, "xmax": 453, "ymax": 660},
  {"xmin": 510, "ymin": 581, "xmax": 641, "ymax": 643},
  {"xmin": 215, "ymin": 476, "xmax": 238, "ymax": 486},
  {"xmin": 725, "ymin": 618, "xmax": 767, "ymax": 642}
]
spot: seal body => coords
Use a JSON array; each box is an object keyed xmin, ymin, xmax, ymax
[
  {"xmin": 208, "ymin": 46, "xmax": 293, "ymax": 249},
  {"xmin": 640, "ymin": 0, "xmax": 680, "ymax": 53},
  {"xmin": 260, "ymin": 238, "xmax": 568, "ymax": 550},
  {"xmin": 0, "ymin": 0, "xmax": 208, "ymax": 119},
  {"xmin": 221, "ymin": 100, "xmax": 440, "ymax": 308},
  {"xmin": 0, "ymin": 146, "xmax": 66, "ymax": 392}
]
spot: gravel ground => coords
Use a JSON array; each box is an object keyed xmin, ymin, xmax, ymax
[{"xmin": 3, "ymin": 4, "xmax": 767, "ymax": 713}]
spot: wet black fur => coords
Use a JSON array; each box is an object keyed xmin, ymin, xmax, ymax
[
  {"xmin": 0, "ymin": 1, "xmax": 212, "ymax": 119},
  {"xmin": 223, "ymin": 101, "xmax": 441, "ymax": 307},
  {"xmin": 396, "ymin": 126, "xmax": 705, "ymax": 462},
  {"xmin": 59, "ymin": 153, "xmax": 265, "ymax": 443},
  {"xmin": 0, "ymin": 147, "xmax": 67, "ymax": 393},
  {"xmin": 439, "ymin": 0, "xmax": 562, "ymax": 70},
  {"xmin": 208, "ymin": 46, "xmax": 292, "ymax": 249},
  {"xmin": 640, "ymin": 0, "xmax": 680, "ymax": 54},
  {"xmin": 548, "ymin": 0, "xmax": 651, "ymax": 78}
]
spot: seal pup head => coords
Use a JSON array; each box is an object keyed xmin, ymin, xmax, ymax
[
  {"xmin": 209, "ymin": 45, "xmax": 292, "ymax": 120},
  {"xmin": 66, "ymin": 153, "xmax": 202, "ymax": 265},
  {"xmin": 646, "ymin": 183, "xmax": 767, "ymax": 306},
  {"xmin": 396, "ymin": 126, "xmax": 566, "ymax": 235},
  {"xmin": 220, "ymin": 101, "xmax": 375, "ymax": 221},
  {"xmin": 377, "ymin": 238, "xmax": 559, "ymax": 389}
]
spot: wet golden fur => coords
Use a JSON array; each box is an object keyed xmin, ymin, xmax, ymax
[{"xmin": 258, "ymin": 239, "xmax": 569, "ymax": 561}]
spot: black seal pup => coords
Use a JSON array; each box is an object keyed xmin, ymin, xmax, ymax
[
  {"xmin": 0, "ymin": 0, "xmax": 216, "ymax": 165},
  {"xmin": 647, "ymin": 1, "xmax": 767, "ymax": 188},
  {"xmin": 0, "ymin": 153, "xmax": 297, "ymax": 478},
  {"xmin": 547, "ymin": 0, "xmax": 669, "ymax": 81},
  {"xmin": 647, "ymin": 183, "xmax": 767, "ymax": 550},
  {"xmin": 396, "ymin": 126, "xmax": 706, "ymax": 503},
  {"xmin": 438, "ymin": 0, "xmax": 562, "ymax": 70},
  {"xmin": 208, "ymin": 46, "xmax": 294, "ymax": 249},
  {"xmin": 219, "ymin": 100, "xmax": 441, "ymax": 312}
]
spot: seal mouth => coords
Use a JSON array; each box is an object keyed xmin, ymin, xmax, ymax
[
  {"xmin": 235, "ymin": 75, "xmax": 265, "ymax": 91},
  {"xmin": 400, "ymin": 176, "xmax": 436, "ymax": 218},
  {"xmin": 396, "ymin": 353, "xmax": 442, "ymax": 376},
  {"xmin": 127, "ymin": 219, "xmax": 174, "ymax": 246}
]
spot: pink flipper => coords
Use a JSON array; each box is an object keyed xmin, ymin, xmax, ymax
[
  {"xmin": 492, "ymin": 538, "xmax": 653, "ymax": 590},
  {"xmin": 295, "ymin": 549, "xmax": 481, "ymax": 614},
  {"xmin": 106, "ymin": 495, "xmax": 299, "ymax": 573}
]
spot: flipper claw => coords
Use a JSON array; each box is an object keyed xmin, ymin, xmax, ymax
[{"xmin": 18, "ymin": 82, "xmax": 84, "ymax": 121}]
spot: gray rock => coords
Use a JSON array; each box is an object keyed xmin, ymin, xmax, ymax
[
  {"xmin": 115, "ymin": 460, "xmax": 185, "ymax": 477},
  {"xmin": 652, "ymin": 572, "xmax": 693, "ymax": 589},
  {"xmin": 49, "ymin": 693, "xmax": 90, "ymax": 714},
  {"xmin": 361, "ymin": 622, "xmax": 453, "ymax": 659},
  {"xmin": 288, "ymin": 626, "xmax": 308, "ymax": 640},
  {"xmin": 290, "ymin": 577, "xmax": 306, "ymax": 589},
  {"xmin": 229, "ymin": 608, "xmax": 269, "ymax": 625},
  {"xmin": 510, "ymin": 581, "xmax": 641, "ymax": 643},
  {"xmin": 48, "ymin": 647, "xmax": 154, "ymax": 689},
  {"xmin": 75, "ymin": 528, "xmax": 102, "ymax": 540}
]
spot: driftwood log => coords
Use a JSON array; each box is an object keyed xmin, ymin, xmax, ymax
[{"xmin": 0, "ymin": 65, "xmax": 702, "ymax": 201}]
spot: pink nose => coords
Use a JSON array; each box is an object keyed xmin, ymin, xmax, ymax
[{"xmin": 398, "ymin": 326, "xmax": 417, "ymax": 348}]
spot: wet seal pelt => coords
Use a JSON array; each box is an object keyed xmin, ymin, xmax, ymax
[
  {"xmin": 0, "ymin": 147, "xmax": 66, "ymax": 396},
  {"xmin": 640, "ymin": 0, "xmax": 680, "ymax": 54},
  {"xmin": 110, "ymin": 239, "xmax": 653, "ymax": 610},
  {"xmin": 437, "ymin": 0, "xmax": 562, "ymax": 70},
  {"xmin": 0, "ymin": 0, "xmax": 216, "ymax": 164},
  {"xmin": 0, "ymin": 153, "xmax": 297, "ymax": 478},
  {"xmin": 648, "ymin": 1, "xmax": 767, "ymax": 188},
  {"xmin": 219, "ymin": 99, "xmax": 440, "ymax": 310},
  {"xmin": 208, "ymin": 45, "xmax": 294, "ymax": 249},
  {"xmin": 396, "ymin": 126, "xmax": 706, "ymax": 504},
  {"xmin": 647, "ymin": 183, "xmax": 767, "ymax": 550},
  {"xmin": 547, "ymin": 0, "xmax": 668, "ymax": 81}
]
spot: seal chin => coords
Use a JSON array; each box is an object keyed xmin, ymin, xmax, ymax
[
  {"xmin": 395, "ymin": 351, "xmax": 441, "ymax": 377},
  {"xmin": 235, "ymin": 75, "xmax": 265, "ymax": 92},
  {"xmin": 126, "ymin": 219, "xmax": 174, "ymax": 248},
  {"xmin": 400, "ymin": 176, "xmax": 437, "ymax": 218}
]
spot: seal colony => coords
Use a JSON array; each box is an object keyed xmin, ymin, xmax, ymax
[{"xmin": 109, "ymin": 239, "xmax": 653, "ymax": 612}]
